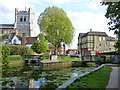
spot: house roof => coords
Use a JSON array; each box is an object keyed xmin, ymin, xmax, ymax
[
  {"xmin": 9, "ymin": 33, "xmax": 37, "ymax": 44},
  {"xmin": 78, "ymin": 33, "xmax": 86, "ymax": 39},
  {"xmin": 0, "ymin": 24, "xmax": 14, "ymax": 29},
  {"xmin": 81, "ymin": 31, "xmax": 108, "ymax": 37},
  {"xmin": 26, "ymin": 37, "xmax": 37, "ymax": 44}
]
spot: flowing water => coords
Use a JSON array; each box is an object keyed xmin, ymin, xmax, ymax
[{"xmin": 0, "ymin": 65, "xmax": 96, "ymax": 89}]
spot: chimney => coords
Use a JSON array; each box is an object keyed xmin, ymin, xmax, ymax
[
  {"xmin": 22, "ymin": 33, "xmax": 26, "ymax": 46},
  {"xmin": 90, "ymin": 29, "xmax": 92, "ymax": 32}
]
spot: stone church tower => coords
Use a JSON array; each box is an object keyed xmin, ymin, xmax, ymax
[{"xmin": 14, "ymin": 8, "xmax": 35, "ymax": 37}]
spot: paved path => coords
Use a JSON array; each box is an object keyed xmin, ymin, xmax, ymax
[{"xmin": 106, "ymin": 67, "xmax": 120, "ymax": 89}]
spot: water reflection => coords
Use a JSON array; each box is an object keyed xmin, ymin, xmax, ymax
[{"xmin": 1, "ymin": 65, "xmax": 96, "ymax": 88}]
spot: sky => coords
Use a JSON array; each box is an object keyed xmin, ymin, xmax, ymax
[{"xmin": 0, "ymin": 0, "xmax": 116, "ymax": 49}]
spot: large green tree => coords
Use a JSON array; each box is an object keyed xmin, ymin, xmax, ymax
[
  {"xmin": 37, "ymin": 6, "xmax": 75, "ymax": 55},
  {"xmin": 102, "ymin": 1, "xmax": 120, "ymax": 53},
  {"xmin": 31, "ymin": 34, "xmax": 48, "ymax": 54}
]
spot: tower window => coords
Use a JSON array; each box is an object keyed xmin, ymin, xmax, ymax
[
  {"xmin": 24, "ymin": 16, "xmax": 26, "ymax": 22},
  {"xmin": 20, "ymin": 16, "xmax": 23, "ymax": 22}
]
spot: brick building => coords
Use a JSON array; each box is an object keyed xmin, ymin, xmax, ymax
[
  {"xmin": 77, "ymin": 29, "xmax": 117, "ymax": 56},
  {"xmin": 48, "ymin": 43, "xmax": 66, "ymax": 55}
]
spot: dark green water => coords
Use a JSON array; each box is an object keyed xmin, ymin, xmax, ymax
[{"xmin": 0, "ymin": 65, "xmax": 96, "ymax": 89}]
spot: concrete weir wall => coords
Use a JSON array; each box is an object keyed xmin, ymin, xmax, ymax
[{"xmin": 40, "ymin": 61, "xmax": 81, "ymax": 70}]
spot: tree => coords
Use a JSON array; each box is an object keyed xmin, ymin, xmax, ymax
[
  {"xmin": 102, "ymin": 1, "xmax": 120, "ymax": 53},
  {"xmin": 37, "ymin": 6, "xmax": 75, "ymax": 55},
  {"xmin": 31, "ymin": 34, "xmax": 48, "ymax": 54}
]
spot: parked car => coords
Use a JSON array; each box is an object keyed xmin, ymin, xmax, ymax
[{"xmin": 70, "ymin": 54, "xmax": 81, "ymax": 58}]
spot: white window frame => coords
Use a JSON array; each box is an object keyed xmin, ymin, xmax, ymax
[{"xmin": 99, "ymin": 37, "xmax": 101, "ymax": 41}]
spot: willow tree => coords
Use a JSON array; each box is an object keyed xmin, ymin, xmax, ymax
[
  {"xmin": 102, "ymin": 1, "xmax": 120, "ymax": 53},
  {"xmin": 37, "ymin": 6, "xmax": 75, "ymax": 55}
]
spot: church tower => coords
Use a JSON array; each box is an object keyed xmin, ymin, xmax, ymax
[{"xmin": 14, "ymin": 8, "xmax": 35, "ymax": 37}]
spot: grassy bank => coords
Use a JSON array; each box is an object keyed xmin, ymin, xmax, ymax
[
  {"xmin": 58, "ymin": 56, "xmax": 81, "ymax": 62},
  {"xmin": 66, "ymin": 66, "xmax": 112, "ymax": 88}
]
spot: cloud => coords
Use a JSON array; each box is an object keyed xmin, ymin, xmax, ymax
[{"xmin": 66, "ymin": 11, "xmax": 115, "ymax": 49}]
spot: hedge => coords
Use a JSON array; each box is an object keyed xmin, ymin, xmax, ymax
[
  {"xmin": 5, "ymin": 55, "xmax": 24, "ymax": 61},
  {"xmin": 0, "ymin": 45, "xmax": 10, "ymax": 67},
  {"xmin": 7, "ymin": 45, "xmax": 34, "ymax": 55},
  {"xmin": 100, "ymin": 51, "xmax": 120, "ymax": 55}
]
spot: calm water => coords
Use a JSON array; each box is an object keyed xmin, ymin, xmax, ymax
[{"xmin": 0, "ymin": 65, "xmax": 96, "ymax": 89}]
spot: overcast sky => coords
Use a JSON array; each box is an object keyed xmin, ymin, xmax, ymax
[{"xmin": 0, "ymin": 0, "xmax": 116, "ymax": 49}]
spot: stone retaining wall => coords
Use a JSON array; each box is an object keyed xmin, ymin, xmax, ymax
[{"xmin": 40, "ymin": 61, "xmax": 73, "ymax": 70}]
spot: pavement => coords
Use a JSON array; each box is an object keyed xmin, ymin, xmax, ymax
[{"xmin": 106, "ymin": 67, "xmax": 120, "ymax": 89}]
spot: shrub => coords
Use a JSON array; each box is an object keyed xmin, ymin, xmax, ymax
[
  {"xmin": 1, "ymin": 45, "xmax": 10, "ymax": 67},
  {"xmin": 7, "ymin": 45, "xmax": 34, "ymax": 55}
]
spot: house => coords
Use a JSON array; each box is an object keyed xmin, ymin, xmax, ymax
[
  {"xmin": 48, "ymin": 43, "xmax": 66, "ymax": 55},
  {"xmin": 7, "ymin": 32, "xmax": 37, "ymax": 48},
  {"xmin": 66, "ymin": 49, "xmax": 77, "ymax": 55},
  {"xmin": 78, "ymin": 29, "xmax": 117, "ymax": 56}
]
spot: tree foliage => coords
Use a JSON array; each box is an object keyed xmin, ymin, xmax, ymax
[
  {"xmin": 37, "ymin": 6, "xmax": 75, "ymax": 50},
  {"xmin": 31, "ymin": 34, "xmax": 48, "ymax": 54},
  {"xmin": 102, "ymin": 1, "xmax": 120, "ymax": 53}
]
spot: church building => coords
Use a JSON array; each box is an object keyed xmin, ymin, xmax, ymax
[{"xmin": 0, "ymin": 8, "xmax": 36, "ymax": 37}]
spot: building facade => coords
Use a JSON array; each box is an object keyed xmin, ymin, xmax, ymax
[{"xmin": 78, "ymin": 30, "xmax": 117, "ymax": 56}]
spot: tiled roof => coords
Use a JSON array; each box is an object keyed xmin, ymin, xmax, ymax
[
  {"xmin": 0, "ymin": 24, "xmax": 14, "ymax": 29},
  {"xmin": 81, "ymin": 31, "xmax": 108, "ymax": 37},
  {"xmin": 9, "ymin": 33, "xmax": 16, "ymax": 42},
  {"xmin": 26, "ymin": 37, "xmax": 37, "ymax": 44}
]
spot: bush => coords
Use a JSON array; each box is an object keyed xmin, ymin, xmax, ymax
[
  {"xmin": 1, "ymin": 45, "xmax": 10, "ymax": 67},
  {"xmin": 5, "ymin": 55, "xmax": 24, "ymax": 61},
  {"xmin": 7, "ymin": 45, "xmax": 34, "ymax": 55}
]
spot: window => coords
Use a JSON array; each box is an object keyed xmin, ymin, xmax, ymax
[
  {"xmin": 24, "ymin": 16, "xmax": 26, "ymax": 22},
  {"xmin": 13, "ymin": 39, "xmax": 17, "ymax": 44},
  {"xmin": 110, "ymin": 42, "xmax": 114, "ymax": 45},
  {"xmin": 2, "ymin": 30, "xmax": 4, "ymax": 34},
  {"xmin": 99, "ymin": 44, "xmax": 101, "ymax": 48},
  {"xmin": 99, "ymin": 37, "xmax": 101, "ymax": 41},
  {"xmin": 104, "ymin": 45, "xmax": 105, "ymax": 48},
  {"xmin": 109, "ymin": 48, "xmax": 111, "ymax": 51},
  {"xmin": 20, "ymin": 16, "xmax": 23, "ymax": 22},
  {"xmin": 103, "ymin": 37, "xmax": 105, "ymax": 40}
]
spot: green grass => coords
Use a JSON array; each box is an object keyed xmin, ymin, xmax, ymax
[
  {"xmin": 66, "ymin": 66, "xmax": 112, "ymax": 88},
  {"xmin": 58, "ymin": 56, "xmax": 81, "ymax": 62}
]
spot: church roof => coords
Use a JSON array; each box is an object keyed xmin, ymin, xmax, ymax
[{"xmin": 0, "ymin": 24, "xmax": 14, "ymax": 29}]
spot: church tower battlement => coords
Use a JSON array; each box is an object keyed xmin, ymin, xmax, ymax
[{"xmin": 15, "ymin": 8, "xmax": 35, "ymax": 37}]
